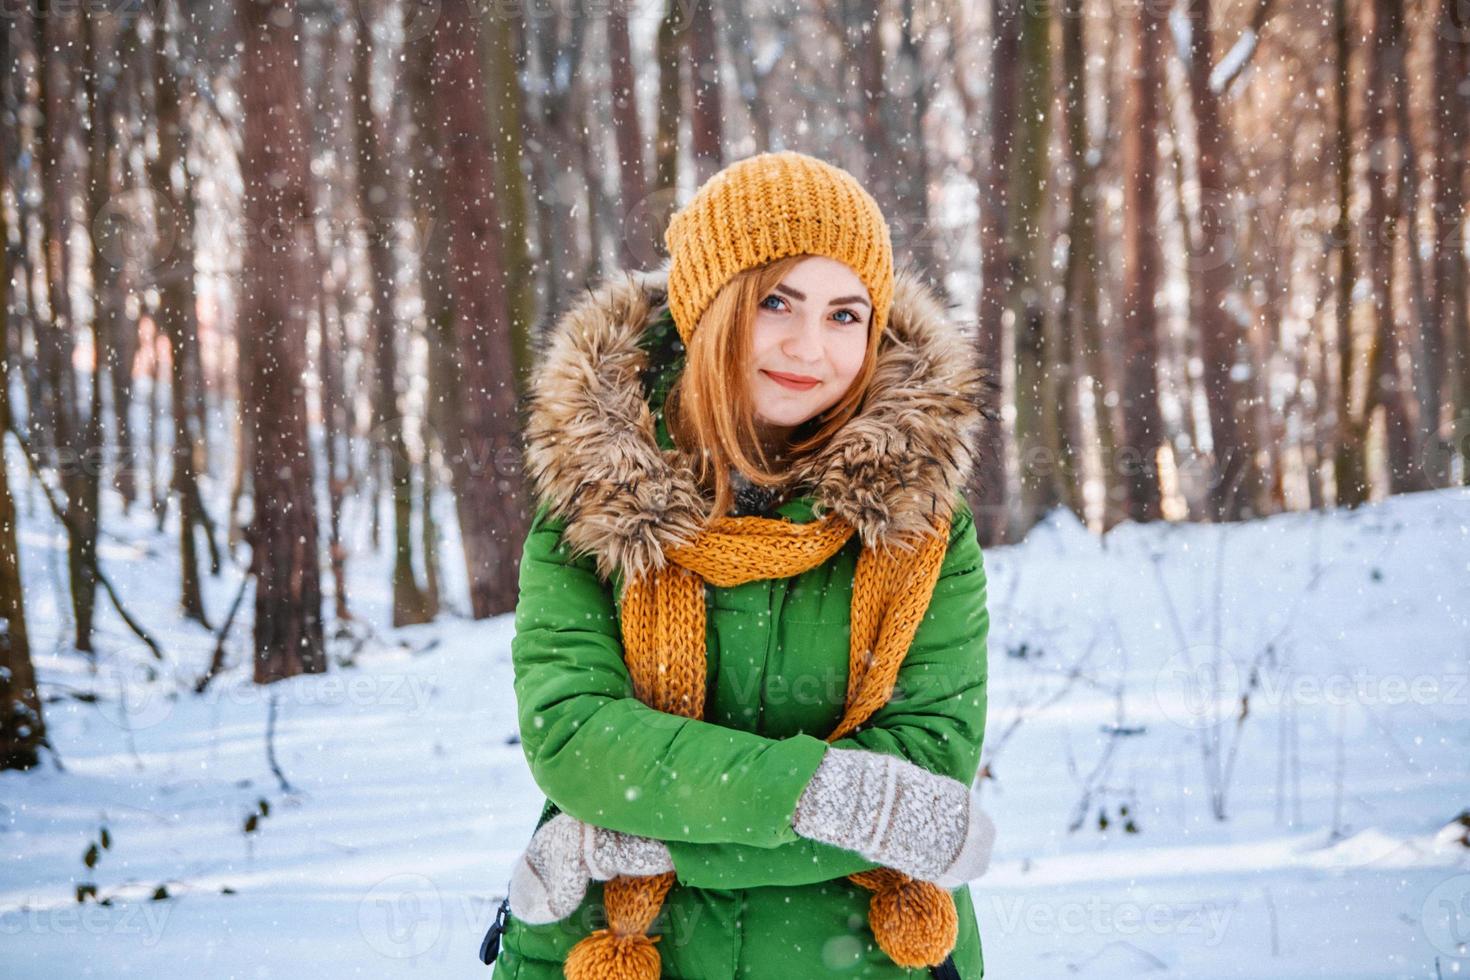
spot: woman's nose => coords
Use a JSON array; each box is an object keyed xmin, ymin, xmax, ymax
[{"xmin": 784, "ymin": 315, "xmax": 824, "ymax": 362}]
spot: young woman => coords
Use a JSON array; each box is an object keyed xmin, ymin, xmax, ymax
[{"xmin": 487, "ymin": 151, "xmax": 997, "ymax": 979}]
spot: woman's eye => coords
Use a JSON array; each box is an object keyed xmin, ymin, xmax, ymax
[
  {"xmin": 759, "ymin": 295, "xmax": 786, "ymax": 311},
  {"xmin": 833, "ymin": 309, "xmax": 862, "ymax": 325}
]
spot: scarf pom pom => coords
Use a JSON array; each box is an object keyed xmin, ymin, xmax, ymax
[
  {"xmin": 868, "ymin": 877, "xmax": 959, "ymax": 969},
  {"xmin": 565, "ymin": 928, "xmax": 662, "ymax": 980}
]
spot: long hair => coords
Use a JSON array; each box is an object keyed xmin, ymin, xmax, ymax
[{"xmin": 664, "ymin": 253, "xmax": 881, "ymax": 524}]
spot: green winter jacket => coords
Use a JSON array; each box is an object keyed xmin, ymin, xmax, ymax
[{"xmin": 493, "ymin": 260, "xmax": 993, "ymax": 979}]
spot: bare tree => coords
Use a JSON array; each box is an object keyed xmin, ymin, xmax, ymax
[
  {"xmin": 33, "ymin": 4, "xmax": 103, "ymax": 651},
  {"xmin": 103, "ymin": 18, "xmax": 145, "ymax": 516},
  {"xmin": 688, "ymin": 0, "xmax": 723, "ymax": 183},
  {"xmin": 237, "ymin": 0, "xmax": 326, "ymax": 683},
  {"xmin": 651, "ymin": 0, "xmax": 686, "ymax": 259},
  {"xmin": 1363, "ymin": 0, "xmax": 1416, "ymax": 493},
  {"xmin": 307, "ymin": 13, "xmax": 353, "ymax": 623},
  {"xmin": 720, "ymin": 0, "xmax": 773, "ymax": 155},
  {"xmin": 428, "ymin": 0, "xmax": 529, "ymax": 617},
  {"xmin": 523, "ymin": 5, "xmax": 588, "ymax": 322},
  {"xmin": 1431, "ymin": 0, "xmax": 1470, "ymax": 482},
  {"xmin": 1330, "ymin": 0, "xmax": 1369, "ymax": 507},
  {"xmin": 352, "ymin": 13, "xmax": 432, "ymax": 627},
  {"xmin": 1, "ymin": 103, "xmax": 46, "ymax": 768},
  {"xmin": 148, "ymin": 0, "xmax": 217, "ymax": 625},
  {"xmin": 972, "ymin": 0, "xmax": 1021, "ymax": 545},
  {"xmin": 1061, "ymin": 0, "xmax": 1123, "ymax": 530},
  {"xmin": 1178, "ymin": 0, "xmax": 1266, "ymax": 519},
  {"xmin": 482, "ymin": 7, "xmax": 536, "ymax": 388},
  {"xmin": 1119, "ymin": 0, "xmax": 1168, "ymax": 522},
  {"xmin": 607, "ymin": 5, "xmax": 653, "ymax": 271}
]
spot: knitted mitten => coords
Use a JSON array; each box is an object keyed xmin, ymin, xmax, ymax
[
  {"xmin": 792, "ymin": 746, "xmax": 996, "ymax": 886},
  {"xmin": 507, "ymin": 812, "xmax": 675, "ymax": 924}
]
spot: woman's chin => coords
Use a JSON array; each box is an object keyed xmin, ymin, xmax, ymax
[{"xmin": 754, "ymin": 407, "xmax": 813, "ymax": 429}]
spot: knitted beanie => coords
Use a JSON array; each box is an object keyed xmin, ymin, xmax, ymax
[{"xmin": 663, "ymin": 151, "xmax": 895, "ymax": 350}]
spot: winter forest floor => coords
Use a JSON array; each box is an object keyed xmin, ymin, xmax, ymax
[{"xmin": 2, "ymin": 452, "xmax": 1468, "ymax": 977}]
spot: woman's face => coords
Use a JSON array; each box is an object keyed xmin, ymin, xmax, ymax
[{"xmin": 746, "ymin": 255, "xmax": 871, "ymax": 438}]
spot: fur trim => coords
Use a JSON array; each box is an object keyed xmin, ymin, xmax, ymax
[{"xmin": 520, "ymin": 257, "xmax": 995, "ymax": 584}]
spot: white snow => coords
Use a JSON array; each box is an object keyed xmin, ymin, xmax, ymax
[{"xmin": 2, "ymin": 441, "xmax": 1468, "ymax": 976}]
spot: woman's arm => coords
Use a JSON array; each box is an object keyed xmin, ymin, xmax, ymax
[
  {"xmin": 663, "ymin": 496, "xmax": 991, "ymax": 889},
  {"xmin": 511, "ymin": 501, "xmax": 831, "ymax": 848}
]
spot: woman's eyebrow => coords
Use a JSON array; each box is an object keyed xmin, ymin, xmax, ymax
[{"xmin": 774, "ymin": 282, "xmax": 871, "ymax": 308}]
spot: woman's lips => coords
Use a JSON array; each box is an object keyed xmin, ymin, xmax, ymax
[{"xmin": 763, "ymin": 370, "xmax": 820, "ymax": 391}]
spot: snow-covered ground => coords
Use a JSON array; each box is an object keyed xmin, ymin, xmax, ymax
[{"xmin": 2, "ymin": 457, "xmax": 1468, "ymax": 977}]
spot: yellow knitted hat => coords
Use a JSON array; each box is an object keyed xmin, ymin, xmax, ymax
[{"xmin": 663, "ymin": 151, "xmax": 895, "ymax": 349}]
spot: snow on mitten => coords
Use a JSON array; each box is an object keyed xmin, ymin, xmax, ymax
[{"xmin": 931, "ymin": 783, "xmax": 998, "ymax": 888}]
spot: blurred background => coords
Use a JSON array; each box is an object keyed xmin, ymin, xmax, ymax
[{"xmin": 1, "ymin": 0, "xmax": 1468, "ymax": 977}]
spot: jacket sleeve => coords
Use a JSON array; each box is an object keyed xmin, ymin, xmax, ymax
[
  {"xmin": 511, "ymin": 500, "xmax": 831, "ymax": 848},
  {"xmin": 664, "ymin": 496, "xmax": 991, "ymax": 889}
]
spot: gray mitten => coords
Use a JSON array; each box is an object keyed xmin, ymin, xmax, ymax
[
  {"xmin": 792, "ymin": 746, "xmax": 996, "ymax": 886},
  {"xmin": 507, "ymin": 812, "xmax": 675, "ymax": 924}
]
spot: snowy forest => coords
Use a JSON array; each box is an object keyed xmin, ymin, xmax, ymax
[{"xmin": 2, "ymin": 0, "xmax": 1469, "ymax": 977}]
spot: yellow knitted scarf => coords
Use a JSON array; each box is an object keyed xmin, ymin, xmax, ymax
[{"xmin": 562, "ymin": 509, "xmax": 958, "ymax": 980}]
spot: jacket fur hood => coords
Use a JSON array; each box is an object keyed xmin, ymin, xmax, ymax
[{"xmin": 520, "ymin": 258, "xmax": 996, "ymax": 585}]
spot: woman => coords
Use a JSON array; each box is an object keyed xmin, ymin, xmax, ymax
[{"xmin": 488, "ymin": 151, "xmax": 997, "ymax": 979}]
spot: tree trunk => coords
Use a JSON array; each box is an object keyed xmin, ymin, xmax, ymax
[
  {"xmin": 688, "ymin": 0, "xmax": 723, "ymax": 184},
  {"xmin": 1, "ymin": 101, "xmax": 47, "ymax": 770},
  {"xmin": 481, "ymin": 9, "xmax": 536, "ymax": 388},
  {"xmin": 421, "ymin": 440, "xmax": 443, "ymax": 617},
  {"xmin": 148, "ymin": 331, "xmax": 166, "ymax": 517},
  {"xmin": 1364, "ymin": 0, "xmax": 1415, "ymax": 494},
  {"xmin": 35, "ymin": 4, "xmax": 102, "ymax": 651},
  {"xmin": 894, "ymin": 0, "xmax": 940, "ymax": 283},
  {"xmin": 573, "ymin": 51, "xmax": 607, "ymax": 283},
  {"xmin": 74, "ymin": 10, "xmax": 115, "ymax": 647},
  {"xmin": 1179, "ymin": 0, "xmax": 1264, "ymax": 520},
  {"xmin": 237, "ymin": 0, "xmax": 326, "ymax": 684},
  {"xmin": 1119, "ymin": 1, "xmax": 1168, "ymax": 522},
  {"xmin": 1432, "ymin": 0, "xmax": 1470, "ymax": 484},
  {"xmin": 312, "ymin": 15, "xmax": 352, "ymax": 623},
  {"xmin": 608, "ymin": 8, "xmax": 652, "ymax": 270},
  {"xmin": 1391, "ymin": 18, "xmax": 1434, "ymax": 492},
  {"xmin": 406, "ymin": 13, "xmax": 455, "ymax": 620},
  {"xmin": 1007, "ymin": 0, "xmax": 1058, "ymax": 538},
  {"xmin": 149, "ymin": 0, "xmax": 211, "ymax": 625},
  {"xmin": 1081, "ymin": 0, "xmax": 1129, "ymax": 532},
  {"xmin": 652, "ymin": 0, "xmax": 685, "ymax": 259},
  {"xmin": 972, "ymin": 0, "xmax": 1021, "ymax": 545},
  {"xmin": 105, "ymin": 16, "xmax": 144, "ymax": 515},
  {"xmin": 353, "ymin": 17, "xmax": 432, "ymax": 627},
  {"xmin": 1331, "ymin": 0, "xmax": 1368, "ymax": 507},
  {"xmin": 429, "ymin": 0, "xmax": 530, "ymax": 618},
  {"xmin": 721, "ymin": 0, "xmax": 773, "ymax": 155},
  {"xmin": 1057, "ymin": 0, "xmax": 1099, "ymax": 526},
  {"xmin": 525, "ymin": 7, "xmax": 587, "ymax": 324}
]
